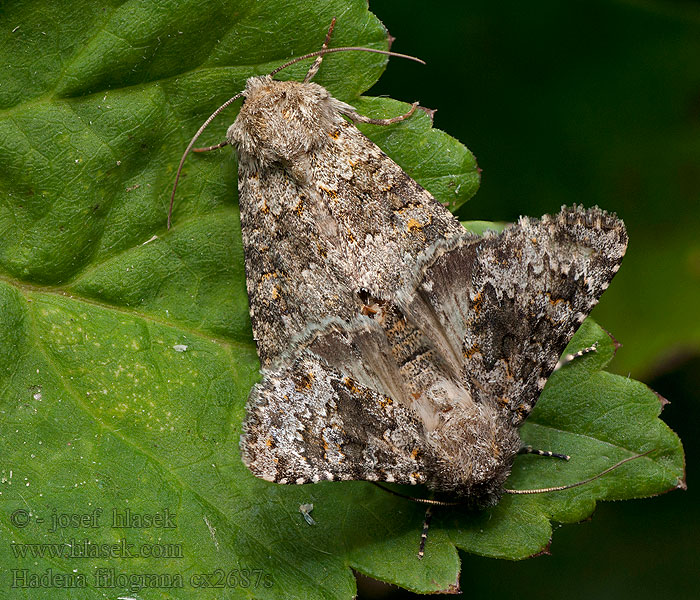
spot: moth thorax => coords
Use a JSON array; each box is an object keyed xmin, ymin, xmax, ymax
[{"xmin": 227, "ymin": 76, "xmax": 338, "ymax": 164}]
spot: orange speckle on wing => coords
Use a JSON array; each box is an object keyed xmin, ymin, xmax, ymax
[
  {"xmin": 463, "ymin": 344, "xmax": 480, "ymax": 359},
  {"xmin": 546, "ymin": 292, "xmax": 564, "ymax": 306},
  {"xmin": 294, "ymin": 372, "xmax": 315, "ymax": 392},
  {"xmin": 471, "ymin": 291, "xmax": 483, "ymax": 314},
  {"xmin": 318, "ymin": 184, "xmax": 338, "ymax": 199},
  {"xmin": 407, "ymin": 218, "xmax": 422, "ymax": 233},
  {"xmin": 343, "ymin": 377, "xmax": 361, "ymax": 395},
  {"xmin": 378, "ymin": 395, "xmax": 393, "ymax": 408}
]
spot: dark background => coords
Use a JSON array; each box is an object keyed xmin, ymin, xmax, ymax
[{"xmin": 360, "ymin": 1, "xmax": 699, "ymax": 598}]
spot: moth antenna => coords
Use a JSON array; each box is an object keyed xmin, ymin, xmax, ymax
[
  {"xmin": 269, "ymin": 46, "xmax": 425, "ymax": 78},
  {"xmin": 504, "ymin": 451, "xmax": 653, "ymax": 495},
  {"xmin": 167, "ymin": 91, "xmax": 244, "ymax": 229},
  {"xmin": 303, "ymin": 18, "xmax": 336, "ymax": 83},
  {"xmin": 371, "ymin": 482, "xmax": 460, "ymax": 507}
]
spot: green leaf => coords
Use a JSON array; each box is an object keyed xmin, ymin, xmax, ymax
[
  {"xmin": 461, "ymin": 220, "xmax": 506, "ymax": 235},
  {"xmin": 0, "ymin": 1, "xmax": 684, "ymax": 599}
]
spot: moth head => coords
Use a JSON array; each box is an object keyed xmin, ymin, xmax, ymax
[{"xmin": 227, "ymin": 76, "xmax": 337, "ymax": 164}]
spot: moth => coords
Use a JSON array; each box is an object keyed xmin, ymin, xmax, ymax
[
  {"xmin": 170, "ymin": 22, "xmax": 628, "ymax": 510},
  {"xmin": 240, "ymin": 205, "xmax": 627, "ymax": 504}
]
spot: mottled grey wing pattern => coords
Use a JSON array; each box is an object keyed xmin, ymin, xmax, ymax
[
  {"xmin": 396, "ymin": 206, "xmax": 628, "ymax": 426},
  {"xmin": 238, "ymin": 161, "xmax": 356, "ymax": 366},
  {"xmin": 240, "ymin": 317, "xmax": 434, "ymax": 486},
  {"xmin": 231, "ymin": 77, "xmax": 464, "ymax": 366},
  {"xmin": 230, "ymin": 75, "xmax": 628, "ymax": 500},
  {"xmin": 241, "ymin": 207, "xmax": 628, "ymax": 500}
]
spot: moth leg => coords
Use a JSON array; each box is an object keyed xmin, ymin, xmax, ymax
[
  {"xmin": 518, "ymin": 446, "xmax": 570, "ymax": 461},
  {"xmin": 303, "ymin": 18, "xmax": 337, "ymax": 83},
  {"xmin": 346, "ymin": 102, "xmax": 419, "ymax": 126},
  {"xmin": 418, "ymin": 506, "xmax": 433, "ymax": 560},
  {"xmin": 369, "ymin": 483, "xmax": 454, "ymax": 559},
  {"xmin": 554, "ymin": 342, "xmax": 598, "ymax": 372},
  {"xmin": 192, "ymin": 140, "xmax": 229, "ymax": 153}
]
